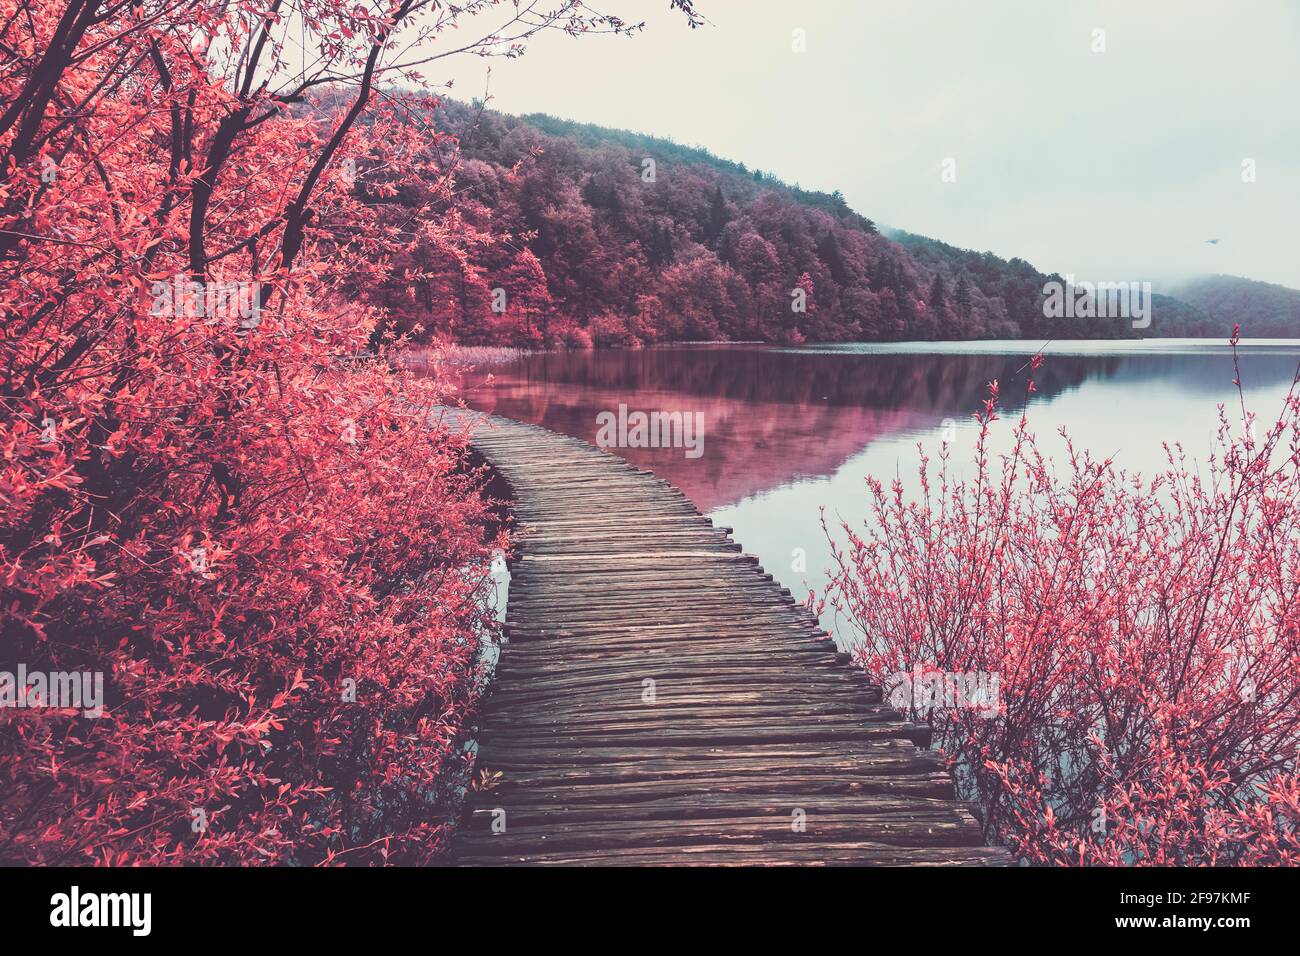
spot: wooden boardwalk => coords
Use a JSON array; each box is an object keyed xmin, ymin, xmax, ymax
[{"xmin": 445, "ymin": 409, "xmax": 1010, "ymax": 866}]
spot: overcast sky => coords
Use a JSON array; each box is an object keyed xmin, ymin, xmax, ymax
[{"xmin": 433, "ymin": 0, "xmax": 1300, "ymax": 288}]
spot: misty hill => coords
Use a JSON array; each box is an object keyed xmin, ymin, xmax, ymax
[
  {"xmin": 1159, "ymin": 275, "xmax": 1300, "ymax": 337},
  {"xmin": 366, "ymin": 101, "xmax": 1284, "ymax": 346}
]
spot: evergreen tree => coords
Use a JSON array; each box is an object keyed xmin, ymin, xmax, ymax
[
  {"xmin": 817, "ymin": 231, "xmax": 850, "ymax": 284},
  {"xmin": 705, "ymin": 185, "xmax": 728, "ymax": 245},
  {"xmin": 928, "ymin": 272, "xmax": 947, "ymax": 310},
  {"xmin": 955, "ymin": 271, "xmax": 972, "ymax": 318}
]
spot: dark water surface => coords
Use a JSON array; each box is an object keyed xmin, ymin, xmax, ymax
[{"xmin": 450, "ymin": 339, "xmax": 1300, "ymax": 647}]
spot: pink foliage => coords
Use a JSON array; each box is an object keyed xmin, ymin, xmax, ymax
[
  {"xmin": 0, "ymin": 0, "xmax": 615, "ymax": 865},
  {"xmin": 822, "ymin": 334, "xmax": 1300, "ymax": 865}
]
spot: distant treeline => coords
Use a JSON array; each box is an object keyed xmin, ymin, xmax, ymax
[
  {"xmin": 1162, "ymin": 274, "xmax": 1300, "ymax": 337},
  {"xmin": 361, "ymin": 100, "xmax": 1276, "ymax": 346}
]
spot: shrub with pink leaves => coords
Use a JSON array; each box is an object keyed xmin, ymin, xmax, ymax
[{"xmin": 822, "ymin": 333, "xmax": 1300, "ymax": 865}]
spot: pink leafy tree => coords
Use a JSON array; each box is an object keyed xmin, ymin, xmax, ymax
[
  {"xmin": 821, "ymin": 333, "xmax": 1300, "ymax": 865},
  {"xmin": 0, "ymin": 0, "xmax": 699, "ymax": 865}
]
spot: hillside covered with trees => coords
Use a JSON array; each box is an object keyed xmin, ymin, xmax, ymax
[
  {"xmin": 1161, "ymin": 274, "xmax": 1300, "ymax": 337},
  {"xmin": 363, "ymin": 101, "xmax": 1268, "ymax": 347}
]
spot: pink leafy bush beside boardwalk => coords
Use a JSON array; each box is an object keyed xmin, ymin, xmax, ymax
[
  {"xmin": 0, "ymin": 0, "xmax": 534, "ymax": 865},
  {"xmin": 822, "ymin": 335, "xmax": 1300, "ymax": 865}
]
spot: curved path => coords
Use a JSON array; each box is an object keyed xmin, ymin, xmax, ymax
[{"xmin": 444, "ymin": 409, "xmax": 1010, "ymax": 866}]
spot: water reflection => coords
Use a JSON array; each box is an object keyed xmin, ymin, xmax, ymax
[
  {"xmin": 456, "ymin": 342, "xmax": 1298, "ymax": 510},
  {"xmin": 447, "ymin": 340, "xmax": 1300, "ymax": 645}
]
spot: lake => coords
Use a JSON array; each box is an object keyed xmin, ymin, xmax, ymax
[{"xmin": 451, "ymin": 339, "xmax": 1300, "ymax": 649}]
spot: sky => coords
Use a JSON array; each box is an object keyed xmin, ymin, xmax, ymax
[{"xmin": 428, "ymin": 0, "xmax": 1300, "ymax": 289}]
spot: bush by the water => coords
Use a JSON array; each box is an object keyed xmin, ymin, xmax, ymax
[
  {"xmin": 822, "ymin": 335, "xmax": 1300, "ymax": 865},
  {"xmin": 0, "ymin": 0, "xmax": 693, "ymax": 865}
]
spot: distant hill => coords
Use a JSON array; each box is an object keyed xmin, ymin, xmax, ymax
[
  {"xmin": 363, "ymin": 101, "xmax": 1288, "ymax": 346},
  {"xmin": 1159, "ymin": 274, "xmax": 1300, "ymax": 337}
]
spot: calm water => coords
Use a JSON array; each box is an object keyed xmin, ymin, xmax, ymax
[{"xmin": 452, "ymin": 339, "xmax": 1300, "ymax": 648}]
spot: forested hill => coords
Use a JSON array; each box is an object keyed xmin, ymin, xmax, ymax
[
  {"xmin": 365, "ymin": 100, "xmax": 1264, "ymax": 346},
  {"xmin": 1159, "ymin": 275, "xmax": 1300, "ymax": 337}
]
